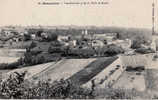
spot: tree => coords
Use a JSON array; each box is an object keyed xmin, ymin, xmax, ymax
[
  {"xmin": 29, "ymin": 41, "xmax": 37, "ymax": 49},
  {"xmin": 131, "ymin": 36, "xmax": 148, "ymax": 49},
  {"xmin": 105, "ymin": 44, "xmax": 124, "ymax": 56},
  {"xmin": 47, "ymin": 34, "xmax": 58, "ymax": 41},
  {"xmin": 36, "ymin": 29, "xmax": 43, "ymax": 37},
  {"xmin": 23, "ymin": 34, "xmax": 31, "ymax": 41}
]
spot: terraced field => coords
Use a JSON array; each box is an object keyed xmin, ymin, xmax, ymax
[
  {"xmin": 2, "ymin": 62, "xmax": 57, "ymax": 79},
  {"xmin": 0, "ymin": 57, "xmax": 19, "ymax": 64},
  {"xmin": 2, "ymin": 57, "xmax": 119, "ymax": 88},
  {"xmin": 68, "ymin": 57, "xmax": 118, "ymax": 86},
  {"xmin": 33, "ymin": 58, "xmax": 97, "ymax": 82}
]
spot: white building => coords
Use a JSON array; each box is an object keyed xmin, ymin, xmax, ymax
[
  {"xmin": 69, "ymin": 40, "xmax": 77, "ymax": 47},
  {"xmin": 31, "ymin": 34, "xmax": 36, "ymax": 39},
  {"xmin": 92, "ymin": 40, "xmax": 104, "ymax": 48},
  {"xmin": 151, "ymin": 35, "xmax": 158, "ymax": 51},
  {"xmin": 57, "ymin": 35, "xmax": 69, "ymax": 42},
  {"xmin": 108, "ymin": 39, "xmax": 132, "ymax": 50}
]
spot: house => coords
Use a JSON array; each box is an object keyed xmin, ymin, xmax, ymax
[
  {"xmin": 68, "ymin": 40, "xmax": 77, "ymax": 47},
  {"xmin": 83, "ymin": 34, "xmax": 93, "ymax": 40},
  {"xmin": 82, "ymin": 29, "xmax": 88, "ymax": 35},
  {"xmin": 91, "ymin": 40, "xmax": 104, "ymax": 48},
  {"xmin": 57, "ymin": 35, "xmax": 70, "ymax": 42},
  {"xmin": 1, "ymin": 28, "xmax": 18, "ymax": 37},
  {"xmin": 93, "ymin": 34, "xmax": 107, "ymax": 40},
  {"xmin": 108, "ymin": 39, "xmax": 132, "ymax": 50},
  {"xmin": 93, "ymin": 33, "xmax": 117, "ymax": 42},
  {"xmin": 31, "ymin": 34, "xmax": 36, "ymax": 40},
  {"xmin": 41, "ymin": 32, "xmax": 48, "ymax": 38}
]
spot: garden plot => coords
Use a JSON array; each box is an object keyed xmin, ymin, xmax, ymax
[
  {"xmin": 68, "ymin": 57, "xmax": 118, "ymax": 86},
  {"xmin": 82, "ymin": 57, "xmax": 123, "ymax": 88},
  {"xmin": 35, "ymin": 58, "xmax": 96, "ymax": 82},
  {"xmin": 112, "ymin": 71, "xmax": 146, "ymax": 92},
  {"xmin": 3, "ymin": 61, "xmax": 57, "ymax": 79},
  {"xmin": 0, "ymin": 57, "xmax": 19, "ymax": 64}
]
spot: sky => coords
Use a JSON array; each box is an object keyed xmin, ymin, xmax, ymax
[{"xmin": 0, "ymin": 0, "xmax": 157, "ymax": 29}]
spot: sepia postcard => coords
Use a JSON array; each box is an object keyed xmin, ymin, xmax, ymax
[{"xmin": 0, "ymin": 0, "xmax": 158, "ymax": 99}]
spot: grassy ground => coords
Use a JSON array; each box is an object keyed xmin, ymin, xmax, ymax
[
  {"xmin": 31, "ymin": 58, "xmax": 96, "ymax": 82},
  {"xmin": 113, "ymin": 71, "xmax": 146, "ymax": 91},
  {"xmin": 144, "ymin": 69, "xmax": 158, "ymax": 98}
]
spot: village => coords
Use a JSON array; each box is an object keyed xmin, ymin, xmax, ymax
[
  {"xmin": 0, "ymin": 25, "xmax": 158, "ymax": 99},
  {"xmin": 0, "ymin": 26, "xmax": 154, "ymax": 57}
]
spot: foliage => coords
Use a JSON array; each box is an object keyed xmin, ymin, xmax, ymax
[
  {"xmin": 42, "ymin": 33, "xmax": 58, "ymax": 42},
  {"xmin": 131, "ymin": 35, "xmax": 149, "ymax": 49},
  {"xmin": 23, "ymin": 34, "xmax": 31, "ymax": 41},
  {"xmin": 0, "ymin": 58, "xmax": 23, "ymax": 69},
  {"xmin": 29, "ymin": 41, "xmax": 37, "ymax": 49},
  {"xmin": 68, "ymin": 47, "xmax": 95, "ymax": 58},
  {"xmin": 0, "ymin": 71, "xmax": 142, "ymax": 99},
  {"xmin": 27, "ymin": 28, "xmax": 43, "ymax": 37},
  {"xmin": 95, "ymin": 88, "xmax": 138, "ymax": 99},
  {"xmin": 0, "ymin": 72, "xmax": 93, "ymax": 99},
  {"xmin": 135, "ymin": 48, "xmax": 155, "ymax": 54},
  {"xmin": 105, "ymin": 44, "xmax": 124, "ymax": 56}
]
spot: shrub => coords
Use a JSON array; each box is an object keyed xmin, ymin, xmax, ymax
[
  {"xmin": 126, "ymin": 66, "xmax": 145, "ymax": 72},
  {"xmin": 43, "ymin": 34, "xmax": 58, "ymax": 42},
  {"xmin": 105, "ymin": 44, "xmax": 124, "ymax": 56},
  {"xmin": 0, "ymin": 57, "xmax": 24, "ymax": 70},
  {"xmin": 29, "ymin": 41, "xmax": 37, "ymax": 49},
  {"xmin": 24, "ymin": 34, "xmax": 31, "ymax": 41},
  {"xmin": 0, "ymin": 72, "xmax": 93, "ymax": 99},
  {"xmin": 68, "ymin": 48, "xmax": 95, "ymax": 58},
  {"xmin": 131, "ymin": 35, "xmax": 149, "ymax": 49},
  {"xmin": 135, "ymin": 48, "xmax": 155, "ymax": 54}
]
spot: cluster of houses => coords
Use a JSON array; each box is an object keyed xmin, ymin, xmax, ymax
[
  {"xmin": 0, "ymin": 27, "xmax": 133, "ymax": 53},
  {"xmin": 57, "ymin": 30, "xmax": 132, "ymax": 52},
  {"xmin": 2, "ymin": 27, "xmax": 156, "ymax": 56}
]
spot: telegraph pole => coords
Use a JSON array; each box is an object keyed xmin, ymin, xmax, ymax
[{"xmin": 152, "ymin": 0, "xmax": 155, "ymax": 35}]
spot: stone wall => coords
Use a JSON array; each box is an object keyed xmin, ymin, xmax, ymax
[{"xmin": 82, "ymin": 57, "xmax": 124, "ymax": 88}]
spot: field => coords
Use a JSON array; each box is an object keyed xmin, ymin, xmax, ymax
[
  {"xmin": 1, "ymin": 57, "xmax": 119, "ymax": 87},
  {"xmin": 144, "ymin": 69, "xmax": 158, "ymax": 97},
  {"xmin": 113, "ymin": 71, "xmax": 146, "ymax": 91},
  {"xmin": 1, "ymin": 54, "xmax": 158, "ymax": 99}
]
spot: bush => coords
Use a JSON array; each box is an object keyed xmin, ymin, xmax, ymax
[
  {"xmin": 43, "ymin": 34, "xmax": 58, "ymax": 42},
  {"xmin": 24, "ymin": 34, "xmax": 31, "ymax": 41},
  {"xmin": 135, "ymin": 48, "xmax": 155, "ymax": 54},
  {"xmin": 0, "ymin": 57, "xmax": 24, "ymax": 70},
  {"xmin": 29, "ymin": 41, "xmax": 37, "ymax": 49},
  {"xmin": 126, "ymin": 66, "xmax": 145, "ymax": 72},
  {"xmin": 105, "ymin": 44, "xmax": 124, "ymax": 56},
  {"xmin": 68, "ymin": 48, "xmax": 95, "ymax": 58},
  {"xmin": 131, "ymin": 36, "xmax": 149, "ymax": 49},
  {"xmin": 0, "ymin": 72, "xmax": 93, "ymax": 99},
  {"xmin": 99, "ymin": 88, "xmax": 137, "ymax": 99}
]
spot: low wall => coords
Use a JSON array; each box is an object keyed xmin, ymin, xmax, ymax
[
  {"xmin": 120, "ymin": 55, "xmax": 148, "ymax": 67},
  {"xmin": 82, "ymin": 57, "xmax": 124, "ymax": 88}
]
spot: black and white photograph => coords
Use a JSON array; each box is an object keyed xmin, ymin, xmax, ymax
[{"xmin": 0, "ymin": 0, "xmax": 158, "ymax": 99}]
